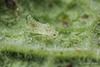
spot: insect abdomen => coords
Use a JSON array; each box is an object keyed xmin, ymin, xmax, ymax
[{"xmin": 27, "ymin": 15, "xmax": 41, "ymax": 27}]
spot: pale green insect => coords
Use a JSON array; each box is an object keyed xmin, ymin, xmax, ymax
[{"xmin": 27, "ymin": 15, "xmax": 58, "ymax": 39}]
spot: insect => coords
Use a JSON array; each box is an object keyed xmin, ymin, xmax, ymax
[{"xmin": 27, "ymin": 15, "xmax": 58, "ymax": 39}]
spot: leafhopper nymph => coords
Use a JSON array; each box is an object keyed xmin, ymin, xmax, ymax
[{"xmin": 27, "ymin": 15, "xmax": 58, "ymax": 39}]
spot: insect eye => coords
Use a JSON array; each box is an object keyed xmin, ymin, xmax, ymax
[
  {"xmin": 53, "ymin": 34, "xmax": 56, "ymax": 36},
  {"xmin": 46, "ymin": 29, "xmax": 48, "ymax": 31}
]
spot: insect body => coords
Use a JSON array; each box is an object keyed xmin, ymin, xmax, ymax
[{"xmin": 27, "ymin": 15, "xmax": 58, "ymax": 39}]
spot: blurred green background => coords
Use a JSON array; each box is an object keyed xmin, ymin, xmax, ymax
[{"xmin": 0, "ymin": 0, "xmax": 100, "ymax": 67}]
